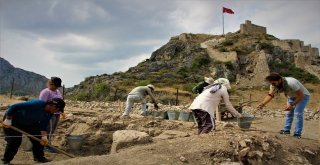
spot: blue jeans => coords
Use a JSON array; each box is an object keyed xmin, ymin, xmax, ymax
[{"xmin": 283, "ymin": 95, "xmax": 310, "ymax": 135}]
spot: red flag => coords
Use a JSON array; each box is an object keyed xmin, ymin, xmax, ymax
[{"xmin": 223, "ymin": 7, "xmax": 234, "ymax": 14}]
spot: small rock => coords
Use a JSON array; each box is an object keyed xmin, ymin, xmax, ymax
[
  {"xmin": 239, "ymin": 140, "xmax": 247, "ymax": 148},
  {"xmin": 239, "ymin": 147, "xmax": 250, "ymax": 158},
  {"xmin": 179, "ymin": 156, "xmax": 187, "ymax": 162}
]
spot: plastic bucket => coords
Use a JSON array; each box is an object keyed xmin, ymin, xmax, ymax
[
  {"xmin": 238, "ymin": 113, "xmax": 255, "ymax": 129},
  {"xmin": 238, "ymin": 121, "xmax": 252, "ymax": 129},
  {"xmin": 157, "ymin": 111, "xmax": 168, "ymax": 119},
  {"xmin": 167, "ymin": 111, "xmax": 179, "ymax": 120},
  {"xmin": 152, "ymin": 111, "xmax": 160, "ymax": 117},
  {"xmin": 188, "ymin": 112, "xmax": 195, "ymax": 122},
  {"xmin": 178, "ymin": 112, "xmax": 191, "ymax": 122},
  {"xmin": 66, "ymin": 135, "xmax": 84, "ymax": 151}
]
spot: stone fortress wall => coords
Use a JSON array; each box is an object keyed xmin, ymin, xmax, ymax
[
  {"xmin": 240, "ymin": 20, "xmax": 267, "ymax": 35},
  {"xmin": 240, "ymin": 20, "xmax": 319, "ymax": 65},
  {"xmin": 202, "ymin": 20, "xmax": 320, "ymax": 86}
]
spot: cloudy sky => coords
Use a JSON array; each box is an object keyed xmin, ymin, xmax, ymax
[{"xmin": 1, "ymin": 0, "xmax": 319, "ymax": 87}]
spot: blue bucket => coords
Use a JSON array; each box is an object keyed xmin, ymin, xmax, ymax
[
  {"xmin": 188, "ymin": 112, "xmax": 195, "ymax": 122},
  {"xmin": 178, "ymin": 112, "xmax": 191, "ymax": 122},
  {"xmin": 167, "ymin": 111, "xmax": 179, "ymax": 120},
  {"xmin": 238, "ymin": 113, "xmax": 255, "ymax": 129},
  {"xmin": 157, "ymin": 111, "xmax": 168, "ymax": 119}
]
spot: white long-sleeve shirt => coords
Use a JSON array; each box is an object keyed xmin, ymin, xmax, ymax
[{"xmin": 189, "ymin": 85, "xmax": 241, "ymax": 118}]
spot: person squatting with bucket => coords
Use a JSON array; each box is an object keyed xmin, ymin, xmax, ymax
[
  {"xmin": 256, "ymin": 72, "xmax": 310, "ymax": 139},
  {"xmin": 122, "ymin": 84, "xmax": 159, "ymax": 118},
  {"xmin": 39, "ymin": 77, "xmax": 63, "ymax": 152},
  {"xmin": 189, "ymin": 78, "xmax": 243, "ymax": 134},
  {"xmin": 1, "ymin": 98, "xmax": 65, "ymax": 164}
]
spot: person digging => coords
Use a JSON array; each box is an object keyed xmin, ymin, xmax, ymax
[{"xmin": 1, "ymin": 98, "xmax": 65, "ymax": 164}]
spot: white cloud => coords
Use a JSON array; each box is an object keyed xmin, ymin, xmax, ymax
[
  {"xmin": 37, "ymin": 33, "xmax": 113, "ymax": 53},
  {"xmin": 1, "ymin": 0, "xmax": 319, "ymax": 88}
]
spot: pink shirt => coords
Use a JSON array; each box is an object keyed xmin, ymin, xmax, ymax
[
  {"xmin": 39, "ymin": 88, "xmax": 63, "ymax": 115},
  {"xmin": 39, "ymin": 88, "xmax": 63, "ymax": 101}
]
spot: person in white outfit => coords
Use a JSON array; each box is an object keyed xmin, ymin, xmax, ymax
[
  {"xmin": 122, "ymin": 84, "xmax": 159, "ymax": 117},
  {"xmin": 189, "ymin": 78, "xmax": 242, "ymax": 134}
]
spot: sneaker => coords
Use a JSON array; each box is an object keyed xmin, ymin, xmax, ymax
[
  {"xmin": 293, "ymin": 134, "xmax": 301, "ymax": 139},
  {"xmin": 34, "ymin": 157, "xmax": 51, "ymax": 163},
  {"xmin": 279, "ymin": 130, "xmax": 290, "ymax": 135},
  {"xmin": 120, "ymin": 115, "xmax": 131, "ymax": 119}
]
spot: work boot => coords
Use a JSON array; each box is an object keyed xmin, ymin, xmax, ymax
[{"xmin": 34, "ymin": 157, "xmax": 51, "ymax": 163}]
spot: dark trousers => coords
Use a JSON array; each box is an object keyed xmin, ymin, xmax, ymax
[
  {"xmin": 192, "ymin": 109, "xmax": 215, "ymax": 134},
  {"xmin": 2, "ymin": 124, "xmax": 45, "ymax": 162}
]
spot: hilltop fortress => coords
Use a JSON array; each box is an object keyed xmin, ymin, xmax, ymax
[
  {"xmin": 241, "ymin": 20, "xmax": 319, "ymax": 66},
  {"xmin": 196, "ymin": 20, "xmax": 320, "ymax": 86}
]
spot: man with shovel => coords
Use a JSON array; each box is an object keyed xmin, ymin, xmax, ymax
[{"xmin": 1, "ymin": 98, "xmax": 65, "ymax": 164}]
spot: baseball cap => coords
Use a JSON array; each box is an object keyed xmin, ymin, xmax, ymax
[{"xmin": 50, "ymin": 98, "xmax": 65, "ymax": 112}]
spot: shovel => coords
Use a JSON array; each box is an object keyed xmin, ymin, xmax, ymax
[{"xmin": 4, "ymin": 125, "xmax": 75, "ymax": 158}]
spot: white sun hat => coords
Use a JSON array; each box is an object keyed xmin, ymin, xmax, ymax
[
  {"xmin": 204, "ymin": 77, "xmax": 215, "ymax": 85},
  {"xmin": 147, "ymin": 84, "xmax": 155, "ymax": 90},
  {"xmin": 214, "ymin": 78, "xmax": 231, "ymax": 89}
]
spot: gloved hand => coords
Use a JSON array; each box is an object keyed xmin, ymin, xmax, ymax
[
  {"xmin": 2, "ymin": 119, "xmax": 12, "ymax": 128},
  {"xmin": 40, "ymin": 136, "xmax": 48, "ymax": 146},
  {"xmin": 154, "ymin": 103, "xmax": 159, "ymax": 110}
]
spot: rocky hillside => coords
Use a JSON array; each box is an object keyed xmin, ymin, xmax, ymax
[
  {"xmin": 0, "ymin": 57, "xmax": 48, "ymax": 96},
  {"xmin": 66, "ymin": 28, "xmax": 320, "ymax": 102}
]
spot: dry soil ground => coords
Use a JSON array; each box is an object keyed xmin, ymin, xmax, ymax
[{"xmin": 0, "ymin": 93, "xmax": 319, "ymax": 165}]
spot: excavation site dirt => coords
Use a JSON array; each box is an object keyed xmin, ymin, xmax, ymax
[{"xmin": 0, "ymin": 98, "xmax": 319, "ymax": 165}]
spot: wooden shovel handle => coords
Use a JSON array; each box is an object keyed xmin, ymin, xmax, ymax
[{"xmin": 8, "ymin": 125, "xmax": 75, "ymax": 158}]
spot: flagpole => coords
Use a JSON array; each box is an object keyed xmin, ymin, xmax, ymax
[{"xmin": 222, "ymin": 10, "xmax": 224, "ymax": 35}]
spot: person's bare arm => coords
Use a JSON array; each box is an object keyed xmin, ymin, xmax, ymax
[{"xmin": 284, "ymin": 90, "xmax": 304, "ymax": 111}]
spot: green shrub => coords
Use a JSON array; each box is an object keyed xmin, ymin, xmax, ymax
[
  {"xmin": 74, "ymin": 92, "xmax": 90, "ymax": 101},
  {"xmin": 191, "ymin": 57, "xmax": 211, "ymax": 71},
  {"xmin": 177, "ymin": 67, "xmax": 190, "ymax": 78},
  {"xmin": 270, "ymin": 61, "xmax": 320, "ymax": 83},
  {"xmin": 93, "ymin": 83, "xmax": 111, "ymax": 99},
  {"xmin": 218, "ymin": 47, "xmax": 228, "ymax": 52},
  {"xmin": 182, "ymin": 83, "xmax": 197, "ymax": 92},
  {"xmin": 136, "ymin": 80, "xmax": 151, "ymax": 86},
  {"xmin": 221, "ymin": 40, "xmax": 233, "ymax": 46}
]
